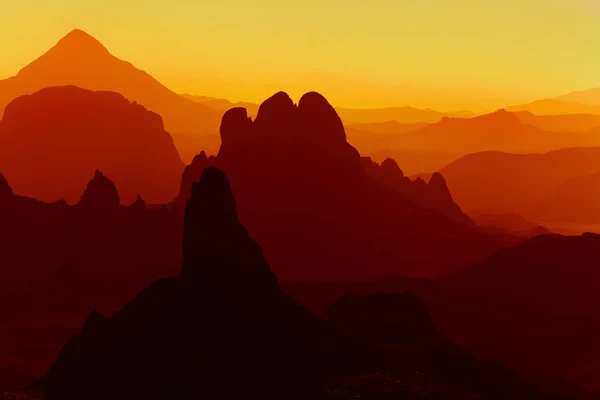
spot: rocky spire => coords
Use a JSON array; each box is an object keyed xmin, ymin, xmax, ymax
[
  {"xmin": 127, "ymin": 194, "xmax": 147, "ymax": 211},
  {"xmin": 78, "ymin": 170, "xmax": 120, "ymax": 210},
  {"xmin": 181, "ymin": 166, "xmax": 278, "ymax": 289}
]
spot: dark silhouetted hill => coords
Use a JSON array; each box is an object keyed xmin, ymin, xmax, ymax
[
  {"xmin": 361, "ymin": 157, "xmax": 474, "ymax": 226},
  {"xmin": 0, "ymin": 30, "xmax": 221, "ymax": 137},
  {"xmin": 35, "ymin": 167, "xmax": 549, "ymax": 400},
  {"xmin": 37, "ymin": 167, "xmax": 339, "ymax": 400},
  {"xmin": 325, "ymin": 293, "xmax": 548, "ymax": 400},
  {"xmin": 78, "ymin": 170, "xmax": 120, "ymax": 211},
  {"xmin": 437, "ymin": 147, "xmax": 600, "ymax": 215},
  {"xmin": 0, "ymin": 86, "xmax": 184, "ymax": 204},
  {"xmin": 175, "ymin": 91, "xmax": 500, "ymax": 280},
  {"xmin": 0, "ymin": 171, "xmax": 182, "ymax": 384},
  {"xmin": 328, "ymin": 292, "xmax": 452, "ymax": 351},
  {"xmin": 286, "ymin": 233, "xmax": 600, "ymax": 392}
]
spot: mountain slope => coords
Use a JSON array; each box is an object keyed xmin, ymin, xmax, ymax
[
  {"xmin": 507, "ymin": 99, "xmax": 600, "ymax": 116},
  {"xmin": 174, "ymin": 91, "xmax": 502, "ymax": 280},
  {"xmin": 360, "ymin": 157, "xmax": 474, "ymax": 226},
  {"xmin": 392, "ymin": 109, "xmax": 599, "ymax": 154},
  {"xmin": 437, "ymin": 147, "xmax": 600, "ymax": 216},
  {"xmin": 555, "ymin": 88, "xmax": 600, "ymax": 107},
  {"xmin": 37, "ymin": 167, "xmax": 549, "ymax": 400},
  {"xmin": 37, "ymin": 166, "xmax": 339, "ymax": 400},
  {"xmin": 335, "ymin": 106, "xmax": 474, "ymax": 124},
  {"xmin": 536, "ymin": 169, "xmax": 600, "ymax": 223},
  {"xmin": 0, "ymin": 29, "xmax": 221, "ymax": 136},
  {"xmin": 513, "ymin": 111, "xmax": 600, "ymax": 133},
  {"xmin": 286, "ymin": 233, "xmax": 600, "ymax": 392},
  {"xmin": 0, "ymin": 85, "xmax": 185, "ymax": 204},
  {"xmin": 0, "ymin": 171, "xmax": 183, "ymax": 383},
  {"xmin": 346, "ymin": 120, "xmax": 430, "ymax": 134}
]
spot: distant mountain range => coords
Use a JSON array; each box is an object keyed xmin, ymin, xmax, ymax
[
  {"xmin": 436, "ymin": 147, "xmax": 600, "ymax": 223},
  {"xmin": 507, "ymin": 88, "xmax": 600, "ymax": 116},
  {"xmin": 0, "ymin": 86, "xmax": 184, "ymax": 204},
  {"xmin": 0, "ymin": 170, "xmax": 183, "ymax": 384},
  {"xmin": 555, "ymin": 87, "xmax": 600, "ymax": 106},
  {"xmin": 7, "ymin": 29, "xmax": 600, "ymax": 172},
  {"xmin": 0, "ymin": 29, "xmax": 221, "ymax": 137},
  {"xmin": 180, "ymin": 93, "xmax": 260, "ymax": 116},
  {"xmin": 390, "ymin": 109, "xmax": 600, "ymax": 155},
  {"xmin": 35, "ymin": 167, "xmax": 554, "ymax": 400},
  {"xmin": 507, "ymin": 99, "xmax": 600, "ymax": 115},
  {"xmin": 338, "ymin": 110, "xmax": 600, "ymax": 176},
  {"xmin": 512, "ymin": 111, "xmax": 600, "ymax": 133}
]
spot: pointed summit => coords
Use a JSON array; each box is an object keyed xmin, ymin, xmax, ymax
[
  {"xmin": 39, "ymin": 166, "xmax": 335, "ymax": 400},
  {"xmin": 78, "ymin": 170, "xmax": 120, "ymax": 210},
  {"xmin": 0, "ymin": 29, "xmax": 220, "ymax": 140},
  {"xmin": 17, "ymin": 30, "xmax": 111, "ymax": 79},
  {"xmin": 182, "ymin": 167, "xmax": 278, "ymax": 287},
  {"xmin": 127, "ymin": 194, "xmax": 147, "ymax": 211},
  {"xmin": 53, "ymin": 29, "xmax": 109, "ymax": 54},
  {"xmin": 475, "ymin": 108, "xmax": 521, "ymax": 125}
]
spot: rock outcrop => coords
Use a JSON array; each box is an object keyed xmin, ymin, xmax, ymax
[
  {"xmin": 0, "ymin": 172, "xmax": 182, "ymax": 385},
  {"xmin": 38, "ymin": 167, "xmax": 337, "ymax": 400},
  {"xmin": 361, "ymin": 157, "xmax": 474, "ymax": 226},
  {"xmin": 0, "ymin": 86, "xmax": 185, "ymax": 204},
  {"xmin": 175, "ymin": 92, "xmax": 498, "ymax": 280},
  {"xmin": 0, "ymin": 29, "xmax": 221, "ymax": 141},
  {"xmin": 37, "ymin": 167, "xmax": 551, "ymax": 400},
  {"xmin": 77, "ymin": 170, "xmax": 120, "ymax": 210}
]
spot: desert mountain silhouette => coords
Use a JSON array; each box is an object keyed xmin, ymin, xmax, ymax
[
  {"xmin": 37, "ymin": 167, "xmax": 550, "ymax": 400},
  {"xmin": 174, "ymin": 91, "xmax": 501, "ymax": 280},
  {"xmin": 512, "ymin": 110, "xmax": 600, "ymax": 133},
  {"xmin": 334, "ymin": 106, "xmax": 474, "ymax": 124},
  {"xmin": 507, "ymin": 98, "xmax": 600, "ymax": 116},
  {"xmin": 38, "ymin": 166, "xmax": 340, "ymax": 400},
  {"xmin": 287, "ymin": 232, "xmax": 600, "ymax": 393},
  {"xmin": 346, "ymin": 120, "xmax": 430, "ymax": 135},
  {"xmin": 436, "ymin": 147, "xmax": 600, "ymax": 217},
  {"xmin": 360, "ymin": 157, "xmax": 474, "ymax": 226},
  {"xmin": 181, "ymin": 93, "xmax": 260, "ymax": 117},
  {"xmin": 389, "ymin": 109, "xmax": 599, "ymax": 155},
  {"xmin": 555, "ymin": 87, "xmax": 600, "ymax": 106},
  {"xmin": 0, "ymin": 85, "xmax": 184, "ymax": 204},
  {"xmin": 0, "ymin": 171, "xmax": 183, "ymax": 384},
  {"xmin": 0, "ymin": 29, "xmax": 221, "ymax": 137},
  {"xmin": 536, "ymin": 168, "xmax": 600, "ymax": 223}
]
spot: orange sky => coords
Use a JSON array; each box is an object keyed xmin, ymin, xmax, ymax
[{"xmin": 1, "ymin": 0, "xmax": 600, "ymax": 111}]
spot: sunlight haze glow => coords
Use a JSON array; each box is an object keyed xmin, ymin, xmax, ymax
[{"xmin": 1, "ymin": 0, "xmax": 599, "ymax": 110}]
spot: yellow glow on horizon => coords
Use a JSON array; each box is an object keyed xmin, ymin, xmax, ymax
[{"xmin": 1, "ymin": 0, "xmax": 599, "ymax": 110}]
